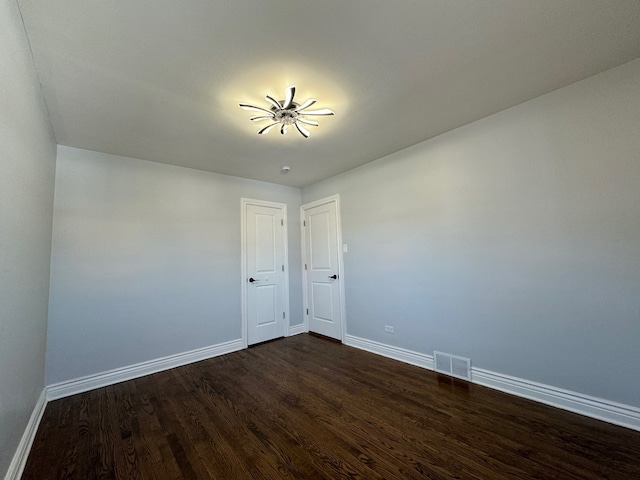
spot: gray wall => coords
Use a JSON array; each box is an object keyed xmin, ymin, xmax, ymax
[
  {"xmin": 303, "ymin": 58, "xmax": 640, "ymax": 407},
  {"xmin": 0, "ymin": 0, "xmax": 57, "ymax": 476},
  {"xmin": 46, "ymin": 146, "xmax": 302, "ymax": 385}
]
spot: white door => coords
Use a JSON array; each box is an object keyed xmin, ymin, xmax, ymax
[
  {"xmin": 243, "ymin": 200, "xmax": 288, "ymax": 346},
  {"xmin": 302, "ymin": 197, "xmax": 344, "ymax": 341}
]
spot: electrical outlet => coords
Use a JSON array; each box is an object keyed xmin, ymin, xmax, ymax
[{"xmin": 384, "ymin": 325, "xmax": 394, "ymax": 333}]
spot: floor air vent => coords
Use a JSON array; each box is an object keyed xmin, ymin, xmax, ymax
[{"xmin": 434, "ymin": 351, "xmax": 471, "ymax": 381}]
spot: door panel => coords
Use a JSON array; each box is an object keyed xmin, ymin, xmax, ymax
[
  {"xmin": 303, "ymin": 198, "xmax": 343, "ymax": 340},
  {"xmin": 256, "ymin": 284, "xmax": 277, "ymax": 326},
  {"xmin": 309, "ymin": 211, "xmax": 331, "ymax": 269},
  {"xmin": 245, "ymin": 202, "xmax": 286, "ymax": 345},
  {"xmin": 311, "ymin": 282, "xmax": 333, "ymax": 321},
  {"xmin": 255, "ymin": 213, "xmax": 276, "ymax": 273}
]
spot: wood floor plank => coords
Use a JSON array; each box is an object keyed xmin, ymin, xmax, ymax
[
  {"xmin": 247, "ymin": 348, "xmax": 459, "ymax": 479},
  {"xmin": 22, "ymin": 334, "xmax": 640, "ymax": 479},
  {"xmin": 212, "ymin": 356, "xmax": 388, "ymax": 479},
  {"xmin": 251, "ymin": 341, "xmax": 529, "ymax": 478}
]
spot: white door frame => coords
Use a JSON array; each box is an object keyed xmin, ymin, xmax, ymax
[
  {"xmin": 300, "ymin": 194, "xmax": 347, "ymax": 342},
  {"xmin": 241, "ymin": 198, "xmax": 290, "ymax": 348}
]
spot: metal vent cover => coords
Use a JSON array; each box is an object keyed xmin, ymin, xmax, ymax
[{"xmin": 433, "ymin": 351, "xmax": 471, "ymax": 381}]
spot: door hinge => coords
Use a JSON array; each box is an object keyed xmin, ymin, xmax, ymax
[
  {"xmin": 303, "ymin": 220, "xmax": 306, "ymax": 227},
  {"xmin": 282, "ymin": 264, "xmax": 284, "ymax": 271},
  {"xmin": 306, "ymin": 308, "xmax": 309, "ymax": 315},
  {"xmin": 283, "ymin": 312, "xmax": 286, "ymax": 319},
  {"xmin": 281, "ymin": 219, "xmax": 284, "ymax": 226},
  {"xmin": 304, "ymin": 263, "xmax": 307, "ymax": 270}
]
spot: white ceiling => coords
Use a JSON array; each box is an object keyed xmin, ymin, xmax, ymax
[{"xmin": 18, "ymin": 1, "xmax": 640, "ymax": 187}]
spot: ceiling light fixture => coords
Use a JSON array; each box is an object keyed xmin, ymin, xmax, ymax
[{"xmin": 239, "ymin": 86, "xmax": 334, "ymax": 138}]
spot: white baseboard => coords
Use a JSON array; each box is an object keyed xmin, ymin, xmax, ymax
[
  {"xmin": 288, "ymin": 323, "xmax": 306, "ymax": 336},
  {"xmin": 344, "ymin": 334, "xmax": 434, "ymax": 370},
  {"xmin": 343, "ymin": 334, "xmax": 640, "ymax": 432},
  {"xmin": 472, "ymin": 368, "xmax": 640, "ymax": 432},
  {"xmin": 47, "ymin": 338, "xmax": 244, "ymax": 401},
  {"xmin": 4, "ymin": 388, "xmax": 47, "ymax": 480}
]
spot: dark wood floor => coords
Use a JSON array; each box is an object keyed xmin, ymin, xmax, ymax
[{"xmin": 23, "ymin": 334, "xmax": 640, "ymax": 479}]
